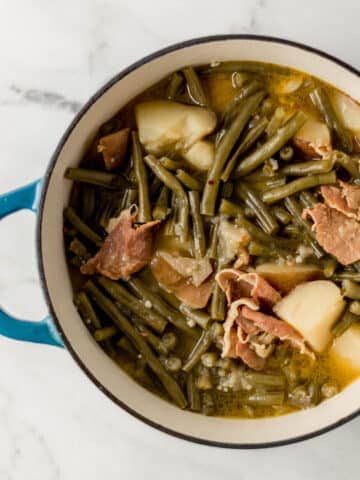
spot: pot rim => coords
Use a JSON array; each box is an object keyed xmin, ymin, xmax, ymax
[{"xmin": 36, "ymin": 34, "xmax": 360, "ymax": 449}]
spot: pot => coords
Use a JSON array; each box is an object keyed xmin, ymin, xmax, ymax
[{"xmin": 1, "ymin": 35, "xmax": 359, "ymax": 448}]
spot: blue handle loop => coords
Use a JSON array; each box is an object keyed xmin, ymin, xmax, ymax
[{"xmin": 0, "ymin": 180, "xmax": 63, "ymax": 347}]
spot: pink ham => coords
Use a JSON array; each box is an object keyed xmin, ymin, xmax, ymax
[
  {"xmin": 216, "ymin": 269, "xmax": 281, "ymax": 307},
  {"xmin": 81, "ymin": 209, "xmax": 159, "ymax": 280},
  {"xmin": 321, "ymin": 181, "xmax": 360, "ymax": 221}
]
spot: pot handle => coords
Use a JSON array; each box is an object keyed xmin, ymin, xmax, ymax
[{"xmin": 0, "ymin": 180, "xmax": 63, "ymax": 347}]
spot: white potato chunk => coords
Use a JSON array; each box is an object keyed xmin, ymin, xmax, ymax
[
  {"xmin": 331, "ymin": 91, "xmax": 360, "ymax": 133},
  {"xmin": 275, "ymin": 76, "xmax": 303, "ymax": 95},
  {"xmin": 273, "ymin": 280, "xmax": 345, "ymax": 353},
  {"xmin": 330, "ymin": 324, "xmax": 360, "ymax": 371},
  {"xmin": 218, "ymin": 218, "xmax": 250, "ymax": 262},
  {"xmin": 183, "ymin": 140, "xmax": 214, "ymax": 171},
  {"xmin": 135, "ymin": 100, "xmax": 217, "ymax": 155},
  {"xmin": 256, "ymin": 263, "xmax": 323, "ymax": 293},
  {"xmin": 293, "ymin": 117, "xmax": 331, "ymax": 157}
]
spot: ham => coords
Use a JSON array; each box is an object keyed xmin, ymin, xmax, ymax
[
  {"xmin": 321, "ymin": 181, "xmax": 360, "ymax": 221},
  {"xmin": 216, "ymin": 269, "xmax": 281, "ymax": 307},
  {"xmin": 304, "ymin": 203, "xmax": 360, "ymax": 265},
  {"xmin": 241, "ymin": 306, "xmax": 313, "ymax": 357},
  {"xmin": 150, "ymin": 254, "xmax": 213, "ymax": 309},
  {"xmin": 97, "ymin": 128, "xmax": 130, "ymax": 171},
  {"xmin": 81, "ymin": 208, "xmax": 159, "ymax": 279}
]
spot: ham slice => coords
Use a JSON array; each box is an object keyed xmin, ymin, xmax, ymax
[
  {"xmin": 241, "ymin": 306, "xmax": 313, "ymax": 357},
  {"xmin": 321, "ymin": 181, "xmax": 360, "ymax": 221},
  {"xmin": 304, "ymin": 204, "xmax": 360, "ymax": 265},
  {"xmin": 216, "ymin": 269, "xmax": 281, "ymax": 307},
  {"xmin": 81, "ymin": 209, "xmax": 159, "ymax": 279},
  {"xmin": 150, "ymin": 255, "xmax": 213, "ymax": 309},
  {"xmin": 97, "ymin": 128, "xmax": 130, "ymax": 171}
]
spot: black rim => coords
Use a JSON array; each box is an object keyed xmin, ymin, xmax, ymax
[{"xmin": 36, "ymin": 34, "xmax": 360, "ymax": 449}]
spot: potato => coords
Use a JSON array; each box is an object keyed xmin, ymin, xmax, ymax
[
  {"xmin": 293, "ymin": 117, "xmax": 331, "ymax": 157},
  {"xmin": 330, "ymin": 324, "xmax": 360, "ymax": 371},
  {"xmin": 135, "ymin": 100, "xmax": 217, "ymax": 155},
  {"xmin": 273, "ymin": 280, "xmax": 345, "ymax": 353},
  {"xmin": 183, "ymin": 140, "xmax": 214, "ymax": 171},
  {"xmin": 331, "ymin": 91, "xmax": 360, "ymax": 133},
  {"xmin": 256, "ymin": 263, "xmax": 323, "ymax": 293},
  {"xmin": 218, "ymin": 218, "xmax": 250, "ymax": 262}
]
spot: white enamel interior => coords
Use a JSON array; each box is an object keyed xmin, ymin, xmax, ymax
[{"xmin": 40, "ymin": 38, "xmax": 360, "ymax": 446}]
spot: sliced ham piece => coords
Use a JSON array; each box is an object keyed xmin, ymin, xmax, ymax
[
  {"xmin": 321, "ymin": 181, "xmax": 360, "ymax": 221},
  {"xmin": 81, "ymin": 209, "xmax": 159, "ymax": 280},
  {"xmin": 150, "ymin": 254, "xmax": 213, "ymax": 309},
  {"xmin": 216, "ymin": 269, "xmax": 281, "ymax": 307},
  {"xmin": 97, "ymin": 128, "xmax": 130, "ymax": 171},
  {"xmin": 240, "ymin": 306, "xmax": 313, "ymax": 357},
  {"xmin": 304, "ymin": 203, "xmax": 360, "ymax": 265},
  {"xmin": 235, "ymin": 334, "xmax": 266, "ymax": 370}
]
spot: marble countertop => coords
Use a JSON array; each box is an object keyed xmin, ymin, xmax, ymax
[{"xmin": 0, "ymin": 0, "xmax": 359, "ymax": 478}]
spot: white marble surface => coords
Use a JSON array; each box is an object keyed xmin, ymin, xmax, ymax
[{"xmin": 0, "ymin": 0, "xmax": 359, "ymax": 478}]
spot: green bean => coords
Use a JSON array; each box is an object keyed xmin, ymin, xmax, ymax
[
  {"xmin": 198, "ymin": 61, "xmax": 291, "ymax": 76},
  {"xmin": 250, "ymin": 177, "xmax": 288, "ymax": 196},
  {"xmin": 234, "ymin": 111, "xmax": 307, "ymax": 177},
  {"xmin": 64, "ymin": 207, "xmax": 103, "ymax": 247},
  {"xmin": 310, "ymin": 87, "xmax": 353, "ymax": 153},
  {"xmin": 163, "ymin": 212, "xmax": 176, "ymax": 236},
  {"xmin": 68, "ymin": 237, "xmax": 91, "ymax": 260},
  {"xmin": 210, "ymin": 264, "xmax": 227, "ymax": 321},
  {"xmin": 186, "ymin": 372, "xmax": 201, "ymax": 412},
  {"xmin": 201, "ymin": 91, "xmax": 266, "ymax": 216},
  {"xmin": 116, "ymin": 336, "xmax": 138, "ymax": 358},
  {"xmin": 201, "ymin": 352, "xmax": 219, "ymax": 368},
  {"xmin": 266, "ymin": 107, "xmax": 288, "ymax": 137},
  {"xmin": 349, "ymin": 301, "xmax": 360, "ymax": 316},
  {"xmin": 176, "ymin": 169, "xmax": 203, "ymax": 191},
  {"xmin": 85, "ymin": 280, "xmax": 186, "ymax": 408},
  {"xmin": 149, "ymin": 175, "xmax": 163, "ymax": 198},
  {"xmin": 182, "ymin": 66, "xmax": 208, "ymax": 107},
  {"xmin": 218, "ymin": 199, "xmax": 245, "ymax": 217},
  {"xmin": 221, "ymin": 116, "xmax": 268, "ymax": 181},
  {"xmin": 342, "ymin": 279, "xmax": 360, "ymax": 300},
  {"xmin": 271, "ymin": 206, "xmax": 292, "ymax": 225},
  {"xmin": 70, "ymin": 255, "xmax": 84, "ymax": 268},
  {"xmin": 323, "ymin": 257, "xmax": 338, "ymax": 278},
  {"xmin": 248, "ymin": 240, "xmax": 274, "ymax": 257},
  {"xmin": 161, "ymin": 332, "xmax": 178, "ymax": 352},
  {"xmin": 280, "ymin": 158, "xmax": 334, "ymax": 176},
  {"xmin": 331, "ymin": 150, "xmax": 359, "ymax": 178},
  {"xmin": 188, "ymin": 191, "xmax": 206, "ymax": 258},
  {"xmin": 74, "ymin": 291, "xmax": 101, "ymax": 328},
  {"xmin": 126, "ymin": 277, "xmax": 196, "ymax": 336},
  {"xmin": 244, "ymin": 391, "xmax": 285, "ymax": 406},
  {"xmin": 279, "ymin": 145, "xmax": 294, "ymax": 161},
  {"xmin": 124, "ymin": 188, "xmax": 138, "ymax": 209},
  {"xmin": 81, "ymin": 185, "xmax": 97, "ymax": 221},
  {"xmin": 164, "ymin": 356, "xmax": 182, "ymax": 373},
  {"xmin": 283, "ymin": 196, "xmax": 324, "ymax": 258},
  {"xmin": 196, "ymin": 370, "xmax": 213, "ymax": 390},
  {"xmin": 131, "ymin": 316, "xmax": 169, "ymax": 355},
  {"xmin": 262, "ymin": 158, "xmax": 279, "ymax": 177},
  {"xmin": 333, "ymin": 272, "xmax": 360, "ymax": 282},
  {"xmin": 152, "ymin": 185, "xmax": 170, "ymax": 221},
  {"xmin": 131, "ymin": 132, "xmax": 151, "ymax": 222},
  {"xmin": 167, "ymin": 71, "xmax": 184, "ymax": 100},
  {"xmin": 65, "ymin": 167, "xmax": 132, "ymax": 189},
  {"xmin": 94, "ymin": 326, "xmax": 117, "ymax": 342},
  {"xmin": 144, "ymin": 155, "xmax": 189, "ymax": 241},
  {"xmin": 201, "ymin": 391, "xmax": 215, "ymax": 416},
  {"xmin": 244, "ymin": 372, "xmax": 286, "ymax": 388},
  {"xmin": 183, "ymin": 327, "xmax": 214, "ymax": 372},
  {"xmin": 262, "ymin": 171, "xmax": 337, "ymax": 204},
  {"xmin": 159, "ymin": 157, "xmax": 183, "ymax": 171},
  {"xmin": 221, "ymin": 80, "xmax": 264, "ymax": 123},
  {"xmin": 220, "ymin": 181, "xmax": 234, "ymax": 199},
  {"xmin": 207, "ymin": 217, "xmax": 220, "ymax": 259},
  {"xmin": 283, "ymin": 224, "xmax": 301, "ymax": 237},
  {"xmin": 235, "ymin": 182, "xmax": 279, "ymax": 235},
  {"xmin": 244, "ymin": 207, "xmax": 256, "ymax": 218},
  {"xmin": 299, "ymin": 190, "xmax": 318, "ymax": 208},
  {"xmin": 331, "ymin": 305, "xmax": 357, "ymax": 337},
  {"xmin": 98, "ymin": 277, "xmax": 167, "ymax": 334}
]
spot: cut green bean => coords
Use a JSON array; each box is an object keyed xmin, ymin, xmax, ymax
[
  {"xmin": 94, "ymin": 326, "xmax": 117, "ymax": 342},
  {"xmin": 131, "ymin": 132, "xmax": 151, "ymax": 222},
  {"xmin": 74, "ymin": 291, "xmax": 101, "ymax": 328},
  {"xmin": 98, "ymin": 277, "xmax": 167, "ymax": 334},
  {"xmin": 331, "ymin": 150, "xmax": 359, "ymax": 178},
  {"xmin": 271, "ymin": 206, "xmax": 292, "ymax": 225},
  {"xmin": 85, "ymin": 280, "xmax": 186, "ymax": 408},
  {"xmin": 218, "ymin": 199, "xmax": 245, "ymax": 218},
  {"xmin": 262, "ymin": 171, "xmax": 337, "ymax": 204},
  {"xmin": 210, "ymin": 272, "xmax": 227, "ymax": 321},
  {"xmin": 182, "ymin": 66, "xmax": 208, "ymax": 107},
  {"xmin": 152, "ymin": 185, "xmax": 170, "ymax": 221},
  {"xmin": 124, "ymin": 188, "xmax": 138, "ymax": 209},
  {"xmin": 299, "ymin": 190, "xmax": 318, "ymax": 208},
  {"xmin": 220, "ymin": 181, "xmax": 234, "ymax": 199},
  {"xmin": 186, "ymin": 373, "xmax": 201, "ymax": 411},
  {"xmin": 68, "ymin": 237, "xmax": 91, "ymax": 260},
  {"xmin": 64, "ymin": 207, "xmax": 103, "ymax": 247},
  {"xmin": 117, "ymin": 336, "xmax": 138, "ymax": 358},
  {"xmin": 310, "ymin": 87, "xmax": 353, "ymax": 153},
  {"xmin": 207, "ymin": 217, "xmax": 220, "ymax": 259},
  {"xmin": 131, "ymin": 316, "xmax": 169, "ymax": 355},
  {"xmin": 221, "ymin": 80, "xmax": 264, "ymax": 124},
  {"xmin": 188, "ymin": 191, "xmax": 206, "ymax": 258},
  {"xmin": 279, "ymin": 145, "xmax": 294, "ymax": 161},
  {"xmin": 333, "ymin": 272, "xmax": 360, "ymax": 282},
  {"xmin": 201, "ymin": 91, "xmax": 266, "ymax": 216},
  {"xmin": 167, "ymin": 71, "xmax": 184, "ymax": 100},
  {"xmin": 280, "ymin": 158, "xmax": 334, "ymax": 176},
  {"xmin": 323, "ymin": 257, "xmax": 338, "ymax": 278},
  {"xmin": 342, "ymin": 279, "xmax": 360, "ymax": 300},
  {"xmin": 159, "ymin": 157, "xmax": 183, "ymax": 171},
  {"xmin": 144, "ymin": 155, "xmax": 189, "ymax": 241},
  {"xmin": 176, "ymin": 170, "xmax": 203, "ymax": 191},
  {"xmin": 244, "ymin": 372, "xmax": 286, "ymax": 388},
  {"xmin": 234, "ymin": 111, "xmax": 307, "ymax": 177},
  {"xmin": 65, "ymin": 167, "xmax": 132, "ymax": 189},
  {"xmin": 235, "ymin": 182, "xmax": 279, "ymax": 235},
  {"xmin": 244, "ymin": 391, "xmax": 285, "ymax": 406},
  {"xmin": 126, "ymin": 277, "xmax": 196, "ymax": 336},
  {"xmin": 183, "ymin": 325, "xmax": 217, "ymax": 372},
  {"xmin": 331, "ymin": 305, "xmax": 357, "ymax": 337},
  {"xmin": 149, "ymin": 175, "xmax": 163, "ymax": 199}
]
